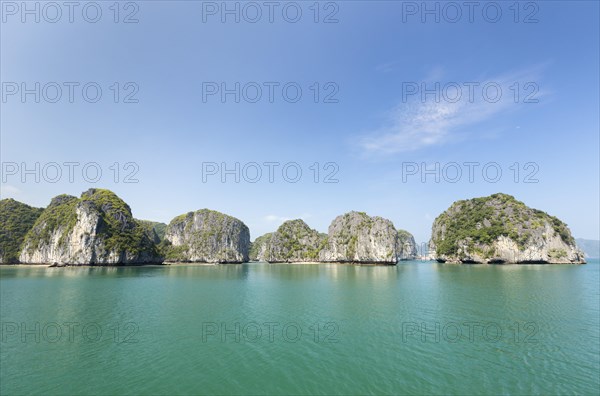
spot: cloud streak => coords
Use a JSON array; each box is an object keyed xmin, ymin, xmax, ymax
[{"xmin": 358, "ymin": 67, "xmax": 546, "ymax": 155}]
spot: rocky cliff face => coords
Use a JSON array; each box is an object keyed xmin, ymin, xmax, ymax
[
  {"xmin": 162, "ymin": 209, "xmax": 250, "ymax": 263},
  {"xmin": 249, "ymin": 233, "xmax": 272, "ymax": 261},
  {"xmin": 19, "ymin": 189, "xmax": 162, "ymax": 265},
  {"xmin": 261, "ymin": 220, "xmax": 326, "ymax": 263},
  {"xmin": 319, "ymin": 212, "xmax": 399, "ymax": 264},
  {"xmin": 253, "ymin": 213, "xmax": 414, "ymax": 264},
  {"xmin": 397, "ymin": 230, "xmax": 417, "ymax": 260},
  {"xmin": 429, "ymin": 193, "xmax": 585, "ymax": 264},
  {"xmin": 0, "ymin": 199, "xmax": 44, "ymax": 263}
]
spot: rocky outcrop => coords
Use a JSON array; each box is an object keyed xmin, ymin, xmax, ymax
[
  {"xmin": 138, "ymin": 220, "xmax": 167, "ymax": 244},
  {"xmin": 0, "ymin": 199, "xmax": 44, "ymax": 263},
  {"xmin": 319, "ymin": 211, "xmax": 399, "ymax": 264},
  {"xmin": 161, "ymin": 209, "xmax": 250, "ymax": 263},
  {"xmin": 397, "ymin": 230, "xmax": 417, "ymax": 260},
  {"xmin": 19, "ymin": 189, "xmax": 163, "ymax": 265},
  {"xmin": 429, "ymin": 193, "xmax": 586, "ymax": 264},
  {"xmin": 260, "ymin": 220, "xmax": 326, "ymax": 263},
  {"xmin": 249, "ymin": 233, "xmax": 273, "ymax": 261},
  {"xmin": 252, "ymin": 213, "xmax": 415, "ymax": 264}
]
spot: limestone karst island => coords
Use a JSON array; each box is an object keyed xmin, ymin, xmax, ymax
[{"xmin": 0, "ymin": 189, "xmax": 585, "ymax": 266}]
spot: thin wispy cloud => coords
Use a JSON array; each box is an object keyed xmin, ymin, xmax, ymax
[
  {"xmin": 358, "ymin": 66, "xmax": 547, "ymax": 155},
  {"xmin": 0, "ymin": 184, "xmax": 21, "ymax": 198}
]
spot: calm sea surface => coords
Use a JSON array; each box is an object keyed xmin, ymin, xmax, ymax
[{"xmin": 1, "ymin": 260, "xmax": 599, "ymax": 395}]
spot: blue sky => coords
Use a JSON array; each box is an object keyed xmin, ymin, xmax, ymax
[{"xmin": 1, "ymin": 1, "xmax": 599, "ymax": 244}]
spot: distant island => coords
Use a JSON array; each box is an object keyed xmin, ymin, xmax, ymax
[
  {"xmin": 0, "ymin": 189, "xmax": 586, "ymax": 266},
  {"xmin": 575, "ymin": 238, "xmax": 600, "ymax": 258}
]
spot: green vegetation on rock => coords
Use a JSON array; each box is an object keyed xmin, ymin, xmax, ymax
[
  {"xmin": 23, "ymin": 195, "xmax": 79, "ymax": 253},
  {"xmin": 162, "ymin": 208, "xmax": 250, "ymax": 263},
  {"xmin": 319, "ymin": 211, "xmax": 399, "ymax": 263},
  {"xmin": 397, "ymin": 229, "xmax": 412, "ymax": 240},
  {"xmin": 138, "ymin": 220, "xmax": 167, "ymax": 243},
  {"xmin": 431, "ymin": 193, "xmax": 583, "ymax": 263},
  {"xmin": 158, "ymin": 239, "xmax": 189, "ymax": 262},
  {"xmin": 249, "ymin": 232, "xmax": 273, "ymax": 261},
  {"xmin": 21, "ymin": 189, "xmax": 162, "ymax": 263},
  {"xmin": 251, "ymin": 220, "xmax": 328, "ymax": 263},
  {"xmin": 79, "ymin": 189, "xmax": 158, "ymax": 256},
  {"xmin": 0, "ymin": 199, "xmax": 44, "ymax": 263},
  {"xmin": 397, "ymin": 229, "xmax": 417, "ymax": 260},
  {"xmin": 267, "ymin": 220, "xmax": 327, "ymax": 262}
]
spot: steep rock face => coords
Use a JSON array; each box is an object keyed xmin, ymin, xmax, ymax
[
  {"xmin": 162, "ymin": 209, "xmax": 250, "ymax": 263},
  {"xmin": 319, "ymin": 211, "xmax": 399, "ymax": 264},
  {"xmin": 0, "ymin": 199, "xmax": 44, "ymax": 263},
  {"xmin": 429, "ymin": 193, "xmax": 585, "ymax": 264},
  {"xmin": 249, "ymin": 233, "xmax": 273, "ymax": 261},
  {"xmin": 262, "ymin": 220, "xmax": 327, "ymax": 263},
  {"xmin": 397, "ymin": 230, "xmax": 417, "ymax": 260},
  {"xmin": 19, "ymin": 189, "xmax": 162, "ymax": 265}
]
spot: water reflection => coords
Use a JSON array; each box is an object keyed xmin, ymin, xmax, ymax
[
  {"xmin": 253, "ymin": 262, "xmax": 404, "ymax": 282},
  {"xmin": 162, "ymin": 263, "xmax": 249, "ymax": 281},
  {"xmin": 0, "ymin": 263, "xmax": 251, "ymax": 281},
  {"xmin": 0, "ymin": 262, "xmax": 414, "ymax": 285}
]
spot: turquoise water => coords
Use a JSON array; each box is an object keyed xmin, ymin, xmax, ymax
[{"xmin": 1, "ymin": 260, "xmax": 599, "ymax": 395}]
